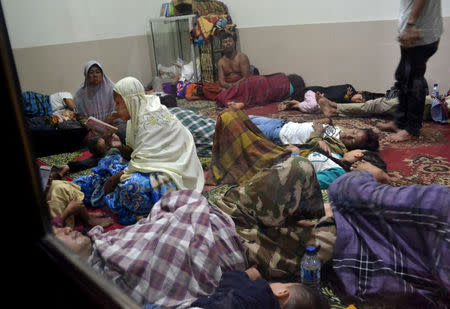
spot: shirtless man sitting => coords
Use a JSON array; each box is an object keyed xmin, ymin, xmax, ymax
[{"xmin": 217, "ymin": 32, "xmax": 250, "ymax": 89}]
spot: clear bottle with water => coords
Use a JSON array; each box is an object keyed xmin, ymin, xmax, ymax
[
  {"xmin": 433, "ymin": 83, "xmax": 439, "ymax": 97},
  {"xmin": 300, "ymin": 245, "xmax": 321, "ymax": 289}
]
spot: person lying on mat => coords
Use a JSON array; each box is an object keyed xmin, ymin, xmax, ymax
[
  {"xmin": 216, "ymin": 72, "xmax": 306, "ymax": 109},
  {"xmin": 249, "ymin": 115, "xmax": 380, "ymax": 156},
  {"xmin": 57, "ymin": 135, "xmax": 120, "ymax": 178},
  {"xmin": 206, "ymin": 109, "xmax": 381, "ymax": 187},
  {"xmin": 53, "ymin": 189, "xmax": 327, "ymax": 309},
  {"xmin": 45, "ymin": 173, "xmax": 113, "ymax": 230},
  {"xmin": 278, "ymin": 84, "xmax": 385, "ymax": 113},
  {"xmin": 191, "ymin": 268, "xmax": 329, "ymax": 309},
  {"xmin": 285, "ymin": 146, "xmax": 390, "ymax": 189},
  {"xmin": 207, "ymin": 157, "xmax": 450, "ymax": 309},
  {"xmin": 72, "ymin": 76, "xmax": 204, "ymax": 225},
  {"xmin": 315, "ymin": 91, "xmax": 441, "ymax": 120}
]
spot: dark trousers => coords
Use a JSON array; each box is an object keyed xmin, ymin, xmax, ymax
[{"xmin": 394, "ymin": 40, "xmax": 439, "ymax": 136}]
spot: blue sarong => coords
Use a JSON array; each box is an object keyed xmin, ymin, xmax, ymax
[{"xmin": 74, "ymin": 155, "xmax": 177, "ymax": 225}]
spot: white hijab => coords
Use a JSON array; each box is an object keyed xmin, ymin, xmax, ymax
[
  {"xmin": 74, "ymin": 60, "xmax": 116, "ymax": 121},
  {"xmin": 113, "ymin": 76, "xmax": 204, "ymax": 192}
]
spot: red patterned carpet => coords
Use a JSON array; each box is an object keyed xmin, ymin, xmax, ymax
[{"xmin": 199, "ymin": 102, "xmax": 450, "ymax": 187}]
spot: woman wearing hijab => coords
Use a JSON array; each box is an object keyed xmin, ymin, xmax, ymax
[
  {"xmin": 73, "ymin": 76, "xmax": 205, "ymax": 225},
  {"xmin": 74, "ymin": 60, "xmax": 120, "ymax": 124}
]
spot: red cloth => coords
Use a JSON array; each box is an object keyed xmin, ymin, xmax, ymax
[
  {"xmin": 202, "ymin": 76, "xmax": 241, "ymax": 101},
  {"xmin": 202, "ymin": 82, "xmax": 223, "ymax": 101},
  {"xmin": 216, "ymin": 73, "xmax": 290, "ymax": 108}
]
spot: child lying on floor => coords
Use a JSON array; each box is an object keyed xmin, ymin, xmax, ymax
[
  {"xmin": 46, "ymin": 172, "xmax": 113, "ymax": 229},
  {"xmin": 249, "ymin": 115, "xmax": 379, "ymax": 155},
  {"xmin": 191, "ymin": 268, "xmax": 329, "ymax": 309}
]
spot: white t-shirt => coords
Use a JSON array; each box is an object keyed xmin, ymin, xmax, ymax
[
  {"xmin": 279, "ymin": 122, "xmax": 341, "ymax": 145},
  {"xmin": 50, "ymin": 92, "xmax": 73, "ymax": 112},
  {"xmin": 307, "ymin": 152, "xmax": 342, "ymax": 173}
]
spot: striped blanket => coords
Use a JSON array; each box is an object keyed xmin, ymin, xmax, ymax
[
  {"xmin": 206, "ymin": 109, "xmax": 290, "ymax": 185},
  {"xmin": 328, "ymin": 171, "xmax": 450, "ymax": 308},
  {"xmin": 88, "ymin": 190, "xmax": 247, "ymax": 308}
]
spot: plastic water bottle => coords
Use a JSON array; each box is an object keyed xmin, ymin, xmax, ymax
[
  {"xmin": 433, "ymin": 83, "xmax": 439, "ymax": 96},
  {"xmin": 300, "ymin": 246, "xmax": 321, "ymax": 289}
]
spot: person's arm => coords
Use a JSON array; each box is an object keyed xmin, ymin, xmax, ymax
[
  {"xmin": 407, "ymin": 0, "xmax": 428, "ymax": 25},
  {"xmin": 66, "ymin": 156, "xmax": 101, "ymax": 174},
  {"xmin": 60, "ymin": 195, "xmax": 84, "ymax": 223},
  {"xmin": 245, "ymin": 267, "xmax": 262, "ymax": 281},
  {"xmin": 237, "ymin": 53, "xmax": 250, "ymax": 80},
  {"xmin": 217, "ymin": 58, "xmax": 230, "ymax": 89},
  {"xmin": 64, "ymin": 98, "xmax": 75, "ymax": 110},
  {"xmin": 103, "ymin": 170, "xmax": 124, "ymax": 194},
  {"xmin": 104, "ymin": 112, "xmax": 121, "ymax": 125},
  {"xmin": 398, "ymin": 0, "xmax": 427, "ymax": 48},
  {"xmin": 350, "ymin": 160, "xmax": 390, "ymax": 184}
]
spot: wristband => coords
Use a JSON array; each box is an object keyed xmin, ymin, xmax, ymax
[{"xmin": 406, "ymin": 23, "xmax": 415, "ymax": 27}]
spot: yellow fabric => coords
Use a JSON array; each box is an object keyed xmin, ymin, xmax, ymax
[
  {"xmin": 206, "ymin": 110, "xmax": 288, "ymax": 185},
  {"xmin": 46, "ymin": 180, "xmax": 85, "ymax": 228}
]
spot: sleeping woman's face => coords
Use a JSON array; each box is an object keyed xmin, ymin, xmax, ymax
[
  {"xmin": 87, "ymin": 64, "xmax": 103, "ymax": 86},
  {"xmin": 350, "ymin": 93, "xmax": 364, "ymax": 103}
]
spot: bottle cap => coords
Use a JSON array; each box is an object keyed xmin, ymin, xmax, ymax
[
  {"xmin": 434, "ymin": 83, "xmax": 438, "ymax": 86},
  {"xmin": 305, "ymin": 246, "xmax": 317, "ymax": 254}
]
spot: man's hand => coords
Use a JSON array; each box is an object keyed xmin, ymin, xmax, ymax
[
  {"xmin": 63, "ymin": 195, "xmax": 85, "ymax": 218},
  {"xmin": 398, "ymin": 25, "xmax": 424, "ymax": 48},
  {"xmin": 103, "ymin": 171, "xmax": 124, "ymax": 194},
  {"xmin": 104, "ymin": 112, "xmax": 120, "ymax": 125},
  {"xmin": 312, "ymin": 121, "xmax": 325, "ymax": 135},
  {"xmin": 105, "ymin": 133, "xmax": 122, "ymax": 149},
  {"xmin": 317, "ymin": 140, "xmax": 332, "ymax": 155}
]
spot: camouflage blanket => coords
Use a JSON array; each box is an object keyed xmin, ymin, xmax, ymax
[{"xmin": 208, "ymin": 155, "xmax": 333, "ymax": 279}]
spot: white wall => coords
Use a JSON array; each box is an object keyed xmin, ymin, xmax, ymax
[
  {"xmin": 1, "ymin": 0, "xmax": 167, "ymax": 49},
  {"xmin": 3, "ymin": 0, "xmax": 449, "ymax": 49}
]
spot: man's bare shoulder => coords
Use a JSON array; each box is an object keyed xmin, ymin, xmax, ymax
[{"xmin": 236, "ymin": 51, "xmax": 249, "ymax": 59}]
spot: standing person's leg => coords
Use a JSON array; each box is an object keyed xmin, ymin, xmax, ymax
[
  {"xmin": 376, "ymin": 46, "xmax": 409, "ymax": 133},
  {"xmin": 380, "ymin": 41, "xmax": 439, "ymax": 141},
  {"xmin": 401, "ymin": 41, "xmax": 439, "ymax": 136}
]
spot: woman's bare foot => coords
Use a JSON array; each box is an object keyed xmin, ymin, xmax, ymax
[
  {"xmin": 386, "ymin": 129, "xmax": 417, "ymax": 143},
  {"xmin": 316, "ymin": 92, "xmax": 337, "ymax": 117},
  {"xmin": 376, "ymin": 121, "xmax": 399, "ymax": 132}
]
